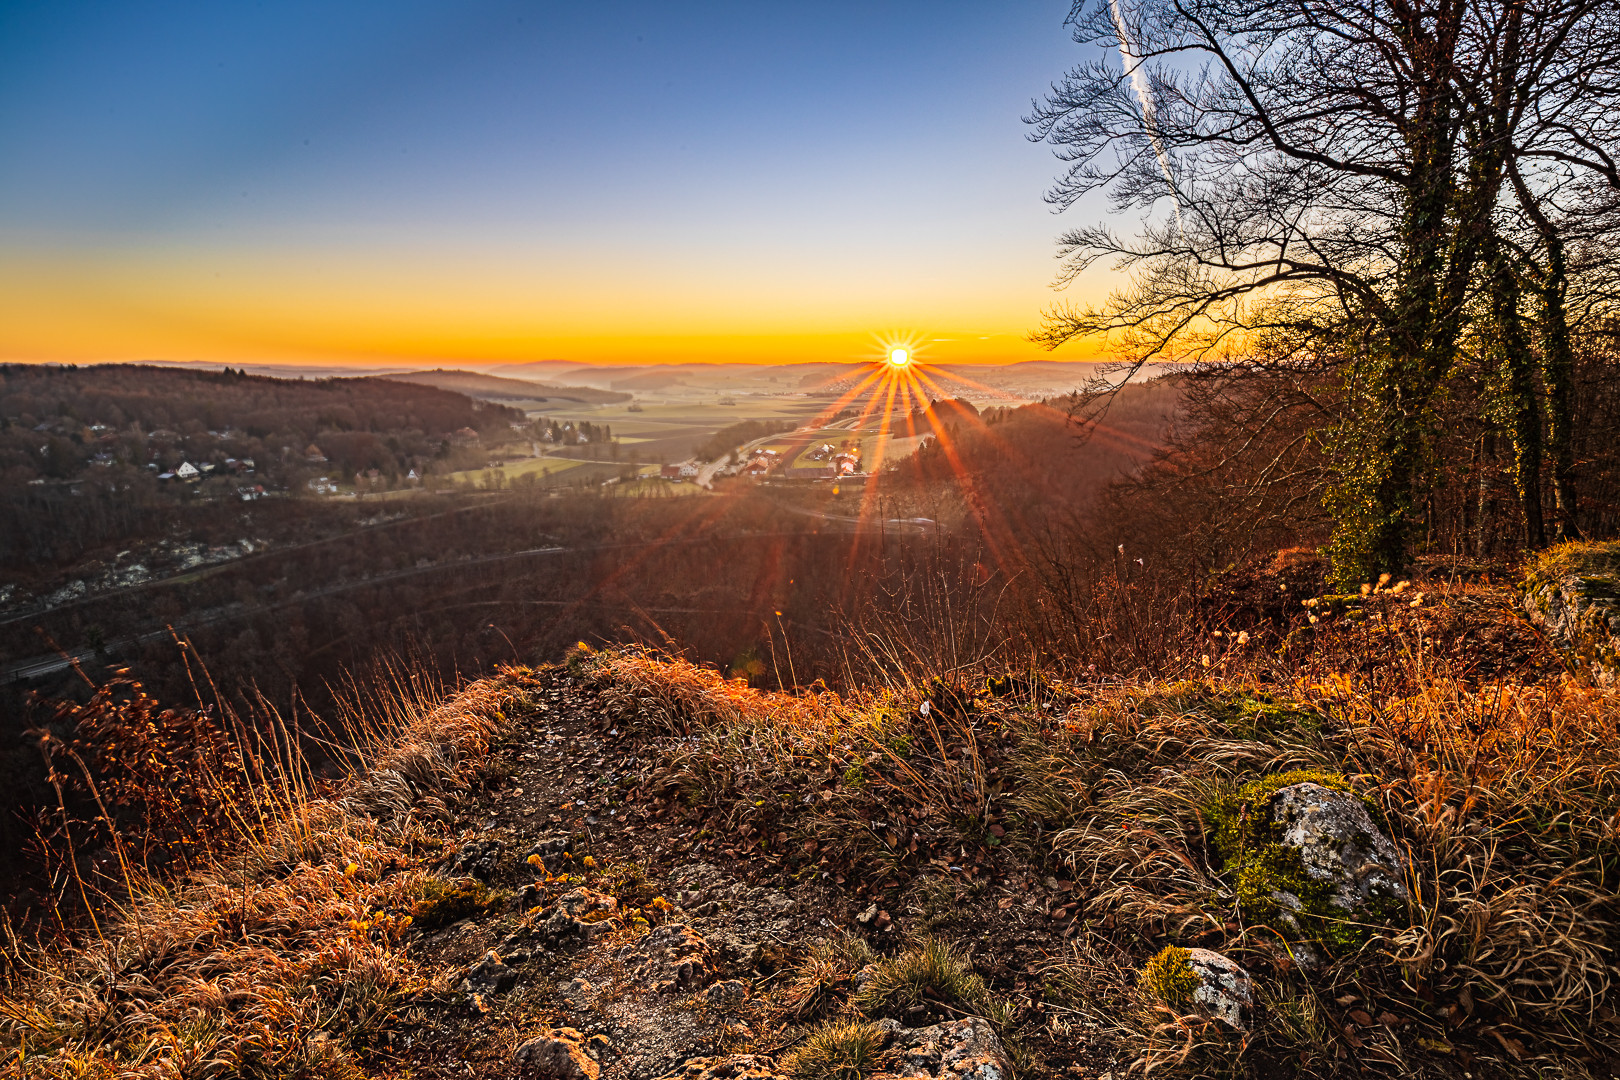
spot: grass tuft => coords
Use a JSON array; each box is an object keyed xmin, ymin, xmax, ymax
[
  {"xmin": 784, "ymin": 1019, "xmax": 889, "ymax": 1080},
  {"xmin": 851, "ymin": 938, "xmax": 990, "ymax": 1020}
]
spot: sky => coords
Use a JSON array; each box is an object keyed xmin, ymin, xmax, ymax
[{"xmin": 0, "ymin": 1, "xmax": 1120, "ymax": 369}]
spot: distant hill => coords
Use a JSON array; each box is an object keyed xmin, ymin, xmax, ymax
[
  {"xmin": 382, "ymin": 369, "xmax": 631, "ymax": 405},
  {"xmin": 609, "ymin": 371, "xmax": 687, "ymax": 391}
]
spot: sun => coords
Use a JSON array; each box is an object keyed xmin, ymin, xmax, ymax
[{"xmin": 888, "ymin": 347, "xmax": 910, "ymax": 368}]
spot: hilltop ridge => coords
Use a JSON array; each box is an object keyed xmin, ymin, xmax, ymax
[{"xmin": 6, "ymin": 552, "xmax": 1618, "ymax": 1079}]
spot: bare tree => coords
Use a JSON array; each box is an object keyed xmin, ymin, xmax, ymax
[{"xmin": 1030, "ymin": 0, "xmax": 1620, "ymax": 576}]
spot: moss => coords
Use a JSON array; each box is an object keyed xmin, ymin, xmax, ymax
[
  {"xmin": 1522, "ymin": 540, "xmax": 1620, "ymax": 586},
  {"xmin": 1139, "ymin": 945, "xmax": 1200, "ymax": 1008},
  {"xmin": 1204, "ymin": 769, "xmax": 1390, "ymax": 951},
  {"xmin": 1206, "ymin": 769, "xmax": 1356, "ymax": 863},
  {"xmin": 1206, "ymin": 692, "xmax": 1322, "ymax": 740},
  {"xmin": 408, "ymin": 877, "xmax": 503, "ymax": 930}
]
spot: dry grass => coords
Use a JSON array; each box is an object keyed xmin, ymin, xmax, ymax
[
  {"xmin": 581, "ymin": 638, "xmax": 1620, "ymax": 1076},
  {"xmin": 0, "ymin": 669, "xmax": 532, "ymax": 1079}
]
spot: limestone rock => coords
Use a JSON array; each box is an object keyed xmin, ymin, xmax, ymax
[
  {"xmin": 526, "ymin": 833, "xmax": 574, "ymax": 873},
  {"xmin": 622, "ymin": 923, "xmax": 717, "ymax": 993},
  {"xmin": 1183, "ymin": 949, "xmax": 1253, "ymax": 1031},
  {"xmin": 514, "ymin": 1029, "xmax": 601, "ymax": 1080},
  {"xmin": 532, "ymin": 888, "xmax": 619, "ymax": 946},
  {"xmin": 449, "ymin": 838, "xmax": 506, "ymax": 881},
  {"xmin": 878, "ymin": 1017, "xmax": 1012, "ymax": 1080},
  {"xmin": 697, "ymin": 979, "xmax": 748, "ymax": 1010},
  {"xmin": 1269, "ymin": 782, "xmax": 1408, "ymax": 915},
  {"xmin": 462, "ymin": 949, "xmax": 519, "ymax": 994},
  {"xmin": 1520, "ymin": 542, "xmax": 1620, "ymax": 685}
]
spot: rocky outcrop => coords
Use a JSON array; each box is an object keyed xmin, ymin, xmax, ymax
[
  {"xmin": 1520, "ymin": 541, "xmax": 1620, "ymax": 685},
  {"xmin": 514, "ymin": 1028, "xmax": 602, "ymax": 1080},
  {"xmin": 878, "ymin": 1017, "xmax": 1013, "ymax": 1080}
]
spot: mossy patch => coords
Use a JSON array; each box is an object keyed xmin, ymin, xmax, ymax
[
  {"xmin": 1204, "ymin": 770, "xmax": 1391, "ymax": 951},
  {"xmin": 408, "ymin": 877, "xmax": 504, "ymax": 930},
  {"xmin": 1205, "ymin": 692, "xmax": 1322, "ymax": 740},
  {"xmin": 1139, "ymin": 945, "xmax": 1199, "ymax": 1008}
]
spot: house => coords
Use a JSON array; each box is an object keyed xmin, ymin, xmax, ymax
[
  {"xmin": 659, "ymin": 462, "xmax": 701, "ymax": 481},
  {"xmin": 305, "ymin": 444, "xmax": 328, "ymax": 463},
  {"xmin": 450, "ymin": 427, "xmax": 480, "ymax": 447},
  {"xmin": 174, "ymin": 461, "xmax": 199, "ymax": 481}
]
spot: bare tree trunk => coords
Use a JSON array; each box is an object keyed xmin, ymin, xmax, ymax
[{"xmin": 1539, "ymin": 233, "xmax": 1581, "ymax": 540}]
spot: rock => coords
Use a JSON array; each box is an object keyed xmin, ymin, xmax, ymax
[
  {"xmin": 1140, "ymin": 946, "xmax": 1254, "ymax": 1031},
  {"xmin": 526, "ymin": 834, "xmax": 574, "ymax": 873},
  {"xmin": 652, "ymin": 1056, "xmax": 783, "ymax": 1080},
  {"xmin": 1520, "ymin": 541, "xmax": 1620, "ymax": 685},
  {"xmin": 450, "ymin": 838, "xmax": 507, "ymax": 881},
  {"xmin": 463, "ymin": 950, "xmax": 519, "ymax": 994},
  {"xmin": 533, "ymin": 888, "xmax": 619, "ymax": 946},
  {"xmin": 698, "ymin": 979, "xmax": 748, "ymax": 1010},
  {"xmin": 622, "ymin": 923, "xmax": 717, "ymax": 993},
  {"xmin": 515, "ymin": 1029, "xmax": 601, "ymax": 1080},
  {"xmin": 879, "ymin": 1017, "xmax": 1013, "ymax": 1080},
  {"xmin": 1214, "ymin": 772, "xmax": 1407, "ymax": 944},
  {"xmin": 1270, "ymin": 782, "xmax": 1408, "ymax": 914}
]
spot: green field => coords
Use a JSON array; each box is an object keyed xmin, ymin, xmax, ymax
[{"xmin": 447, "ymin": 455, "xmax": 594, "ymax": 488}]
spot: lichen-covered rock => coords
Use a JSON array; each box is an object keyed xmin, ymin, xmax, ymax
[
  {"xmin": 877, "ymin": 1017, "xmax": 1012, "ymax": 1080},
  {"xmin": 1520, "ymin": 541, "xmax": 1620, "ymax": 685},
  {"xmin": 1139, "ymin": 946, "xmax": 1253, "ymax": 1031},
  {"xmin": 514, "ymin": 1028, "xmax": 601, "ymax": 1080},
  {"xmin": 1271, "ymin": 783, "xmax": 1406, "ymax": 911},
  {"xmin": 1209, "ymin": 771, "xmax": 1407, "ymax": 948}
]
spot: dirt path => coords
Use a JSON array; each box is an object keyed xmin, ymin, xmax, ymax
[{"xmin": 384, "ymin": 668, "xmax": 1087, "ymax": 1080}]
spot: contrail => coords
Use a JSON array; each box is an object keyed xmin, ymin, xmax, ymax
[{"xmin": 1108, "ymin": 0, "xmax": 1184, "ymax": 232}]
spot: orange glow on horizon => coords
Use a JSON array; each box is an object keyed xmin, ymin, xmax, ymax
[{"xmin": 0, "ymin": 248, "xmax": 1113, "ymax": 369}]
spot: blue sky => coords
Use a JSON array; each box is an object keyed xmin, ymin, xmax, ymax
[{"xmin": 0, "ymin": 1, "xmax": 1121, "ymax": 366}]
